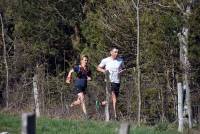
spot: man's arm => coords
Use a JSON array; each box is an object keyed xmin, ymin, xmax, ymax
[
  {"xmin": 97, "ymin": 65, "xmax": 106, "ymax": 73},
  {"xmin": 119, "ymin": 60, "xmax": 126, "ymax": 74},
  {"xmin": 97, "ymin": 58, "xmax": 106, "ymax": 73}
]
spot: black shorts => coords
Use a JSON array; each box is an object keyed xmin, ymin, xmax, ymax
[
  {"xmin": 74, "ymin": 86, "xmax": 86, "ymax": 95},
  {"xmin": 110, "ymin": 83, "xmax": 120, "ymax": 97}
]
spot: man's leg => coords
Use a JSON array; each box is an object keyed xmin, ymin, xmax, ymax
[
  {"xmin": 101, "ymin": 100, "xmax": 108, "ymax": 105},
  {"xmin": 111, "ymin": 91, "xmax": 117, "ymax": 119},
  {"xmin": 111, "ymin": 83, "xmax": 120, "ymax": 119}
]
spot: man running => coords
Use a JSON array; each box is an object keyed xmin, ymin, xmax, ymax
[{"xmin": 97, "ymin": 47, "xmax": 125, "ymax": 119}]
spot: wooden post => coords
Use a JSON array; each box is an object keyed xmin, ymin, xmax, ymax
[
  {"xmin": 119, "ymin": 122, "xmax": 130, "ymax": 134},
  {"xmin": 22, "ymin": 112, "xmax": 36, "ymax": 134},
  {"xmin": 105, "ymin": 71, "xmax": 110, "ymax": 122},
  {"xmin": 0, "ymin": 132, "xmax": 9, "ymax": 134},
  {"xmin": 33, "ymin": 75, "xmax": 40, "ymax": 117},
  {"xmin": 178, "ymin": 82, "xmax": 184, "ymax": 133}
]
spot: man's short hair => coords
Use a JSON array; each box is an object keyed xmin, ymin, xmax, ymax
[{"xmin": 110, "ymin": 46, "xmax": 119, "ymax": 51}]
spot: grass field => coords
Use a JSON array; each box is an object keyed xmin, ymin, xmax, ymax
[{"xmin": 0, "ymin": 114, "xmax": 180, "ymax": 134}]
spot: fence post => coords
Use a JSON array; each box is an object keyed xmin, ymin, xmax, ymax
[
  {"xmin": 105, "ymin": 71, "xmax": 110, "ymax": 122},
  {"xmin": 33, "ymin": 75, "xmax": 40, "ymax": 117},
  {"xmin": 119, "ymin": 122, "xmax": 130, "ymax": 134},
  {"xmin": 177, "ymin": 82, "xmax": 184, "ymax": 133},
  {"xmin": 22, "ymin": 112, "xmax": 36, "ymax": 134}
]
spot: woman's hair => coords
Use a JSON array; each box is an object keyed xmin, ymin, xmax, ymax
[
  {"xmin": 80, "ymin": 55, "xmax": 89, "ymax": 61},
  {"xmin": 80, "ymin": 55, "xmax": 89, "ymax": 69}
]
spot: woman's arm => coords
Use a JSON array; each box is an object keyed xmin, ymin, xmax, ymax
[
  {"xmin": 66, "ymin": 68, "xmax": 74, "ymax": 83},
  {"xmin": 87, "ymin": 76, "xmax": 91, "ymax": 81},
  {"xmin": 87, "ymin": 69, "xmax": 92, "ymax": 81}
]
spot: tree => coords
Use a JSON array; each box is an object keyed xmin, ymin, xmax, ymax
[
  {"xmin": 0, "ymin": 0, "xmax": 85, "ymax": 114},
  {"xmin": 132, "ymin": 0, "xmax": 141, "ymax": 126},
  {"xmin": 174, "ymin": 0, "xmax": 197, "ymax": 128},
  {"xmin": 0, "ymin": 12, "xmax": 9, "ymax": 107}
]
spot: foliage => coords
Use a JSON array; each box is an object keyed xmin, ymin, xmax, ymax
[
  {"xmin": 0, "ymin": 0, "xmax": 200, "ymax": 125},
  {"xmin": 154, "ymin": 122, "xmax": 169, "ymax": 131},
  {"xmin": 189, "ymin": 1, "xmax": 200, "ymax": 92}
]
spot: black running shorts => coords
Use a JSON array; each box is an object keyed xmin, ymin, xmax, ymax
[{"xmin": 110, "ymin": 83, "xmax": 120, "ymax": 97}]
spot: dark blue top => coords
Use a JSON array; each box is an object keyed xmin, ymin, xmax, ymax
[{"xmin": 73, "ymin": 65, "xmax": 91, "ymax": 89}]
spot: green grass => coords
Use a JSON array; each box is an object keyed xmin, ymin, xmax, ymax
[
  {"xmin": 0, "ymin": 114, "xmax": 118, "ymax": 134},
  {"xmin": 0, "ymin": 114, "xmax": 179, "ymax": 134},
  {"xmin": 37, "ymin": 118, "xmax": 118, "ymax": 134},
  {"xmin": 132, "ymin": 127, "xmax": 179, "ymax": 134},
  {"xmin": 0, "ymin": 114, "xmax": 21, "ymax": 133}
]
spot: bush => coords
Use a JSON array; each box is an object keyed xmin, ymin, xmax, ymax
[{"xmin": 154, "ymin": 122, "xmax": 169, "ymax": 131}]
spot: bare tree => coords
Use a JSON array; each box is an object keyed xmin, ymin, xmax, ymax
[
  {"xmin": 132, "ymin": 0, "xmax": 141, "ymax": 126},
  {"xmin": 0, "ymin": 13, "xmax": 9, "ymax": 108},
  {"xmin": 174, "ymin": 0, "xmax": 194, "ymax": 128}
]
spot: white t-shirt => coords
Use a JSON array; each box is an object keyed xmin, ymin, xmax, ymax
[{"xmin": 99, "ymin": 57, "xmax": 124, "ymax": 83}]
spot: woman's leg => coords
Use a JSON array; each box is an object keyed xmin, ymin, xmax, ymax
[
  {"xmin": 70, "ymin": 95, "xmax": 81, "ymax": 107},
  {"xmin": 78, "ymin": 92, "xmax": 87, "ymax": 115}
]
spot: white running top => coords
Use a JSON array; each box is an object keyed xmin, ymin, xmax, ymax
[{"xmin": 99, "ymin": 57, "xmax": 124, "ymax": 83}]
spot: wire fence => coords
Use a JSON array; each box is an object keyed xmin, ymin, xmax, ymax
[
  {"xmin": 0, "ymin": 59, "xmax": 199, "ymax": 124},
  {"xmin": 192, "ymin": 104, "xmax": 200, "ymax": 123}
]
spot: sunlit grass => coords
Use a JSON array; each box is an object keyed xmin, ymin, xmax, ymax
[{"xmin": 0, "ymin": 114, "xmax": 180, "ymax": 134}]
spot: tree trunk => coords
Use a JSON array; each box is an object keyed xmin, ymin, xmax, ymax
[
  {"xmin": 0, "ymin": 13, "xmax": 9, "ymax": 108},
  {"xmin": 184, "ymin": 73, "xmax": 192, "ymax": 128},
  {"xmin": 179, "ymin": 26, "xmax": 192, "ymax": 128},
  {"xmin": 132, "ymin": 0, "xmax": 141, "ymax": 126},
  {"xmin": 161, "ymin": 87, "xmax": 165, "ymax": 122},
  {"xmin": 175, "ymin": 0, "xmax": 193, "ymax": 128}
]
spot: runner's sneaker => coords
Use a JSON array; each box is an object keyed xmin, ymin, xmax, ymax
[
  {"xmin": 95, "ymin": 100, "xmax": 100, "ymax": 110},
  {"xmin": 82, "ymin": 113, "xmax": 90, "ymax": 120}
]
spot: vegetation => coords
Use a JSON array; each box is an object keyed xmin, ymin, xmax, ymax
[
  {"xmin": 0, "ymin": 114, "xmax": 180, "ymax": 134},
  {"xmin": 0, "ymin": 0, "xmax": 199, "ymax": 128}
]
